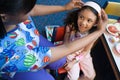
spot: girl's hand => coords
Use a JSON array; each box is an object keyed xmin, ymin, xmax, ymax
[
  {"xmin": 97, "ymin": 9, "xmax": 108, "ymax": 32},
  {"xmin": 64, "ymin": 25, "xmax": 72, "ymax": 43},
  {"xmin": 64, "ymin": 0, "xmax": 84, "ymax": 10},
  {"xmin": 64, "ymin": 61, "xmax": 74, "ymax": 71}
]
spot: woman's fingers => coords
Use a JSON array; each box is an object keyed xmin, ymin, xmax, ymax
[
  {"xmin": 101, "ymin": 9, "xmax": 108, "ymax": 21},
  {"xmin": 97, "ymin": 9, "xmax": 108, "ymax": 32},
  {"xmin": 72, "ymin": 0, "xmax": 84, "ymax": 8}
]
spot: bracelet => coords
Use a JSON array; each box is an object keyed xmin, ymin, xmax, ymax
[
  {"xmin": 75, "ymin": 59, "xmax": 79, "ymax": 63},
  {"xmin": 73, "ymin": 58, "xmax": 79, "ymax": 63},
  {"xmin": 75, "ymin": 57, "xmax": 80, "ymax": 63}
]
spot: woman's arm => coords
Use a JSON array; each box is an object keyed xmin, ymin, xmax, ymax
[
  {"xmin": 29, "ymin": 0, "xmax": 84, "ymax": 16},
  {"xmin": 50, "ymin": 30, "xmax": 102, "ymax": 62},
  {"xmin": 82, "ymin": 40, "xmax": 96, "ymax": 53}
]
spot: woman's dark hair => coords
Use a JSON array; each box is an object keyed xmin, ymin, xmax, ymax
[
  {"xmin": 0, "ymin": 0, "xmax": 36, "ymax": 15},
  {"xmin": 64, "ymin": 6, "xmax": 99, "ymax": 33},
  {"xmin": 0, "ymin": 0, "xmax": 36, "ymax": 39}
]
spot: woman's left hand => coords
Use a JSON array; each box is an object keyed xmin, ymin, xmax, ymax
[
  {"xmin": 64, "ymin": 0, "xmax": 84, "ymax": 10},
  {"xmin": 97, "ymin": 9, "xmax": 108, "ymax": 32}
]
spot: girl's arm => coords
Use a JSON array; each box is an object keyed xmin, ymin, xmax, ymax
[
  {"xmin": 64, "ymin": 25, "xmax": 74, "ymax": 44},
  {"xmin": 29, "ymin": 0, "xmax": 84, "ymax": 16}
]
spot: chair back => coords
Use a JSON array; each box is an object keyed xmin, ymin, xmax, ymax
[{"xmin": 105, "ymin": 1, "xmax": 120, "ymax": 17}]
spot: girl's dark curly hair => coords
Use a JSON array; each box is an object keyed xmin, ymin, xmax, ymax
[{"xmin": 64, "ymin": 6, "xmax": 99, "ymax": 33}]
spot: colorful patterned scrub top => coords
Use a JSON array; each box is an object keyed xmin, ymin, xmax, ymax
[{"xmin": 0, "ymin": 17, "xmax": 51, "ymax": 75}]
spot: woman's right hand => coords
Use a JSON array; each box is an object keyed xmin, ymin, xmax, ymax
[
  {"xmin": 97, "ymin": 9, "xmax": 108, "ymax": 32},
  {"xmin": 64, "ymin": 0, "xmax": 84, "ymax": 10}
]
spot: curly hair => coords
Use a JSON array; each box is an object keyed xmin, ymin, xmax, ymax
[{"xmin": 64, "ymin": 6, "xmax": 99, "ymax": 33}]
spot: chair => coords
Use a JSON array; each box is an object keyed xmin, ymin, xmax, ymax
[
  {"xmin": 105, "ymin": 1, "xmax": 120, "ymax": 17},
  {"xmin": 45, "ymin": 25, "xmax": 65, "ymax": 45}
]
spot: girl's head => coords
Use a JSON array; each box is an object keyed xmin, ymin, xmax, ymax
[{"xmin": 64, "ymin": 1, "xmax": 101, "ymax": 33}]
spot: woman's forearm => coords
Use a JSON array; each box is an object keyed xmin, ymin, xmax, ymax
[
  {"xmin": 50, "ymin": 30, "xmax": 103, "ymax": 62},
  {"xmin": 30, "ymin": 5, "xmax": 67, "ymax": 16},
  {"xmin": 29, "ymin": 0, "xmax": 84, "ymax": 16},
  {"xmin": 83, "ymin": 39, "xmax": 96, "ymax": 52}
]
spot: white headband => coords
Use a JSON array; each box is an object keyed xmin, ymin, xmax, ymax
[{"xmin": 84, "ymin": 1, "xmax": 101, "ymax": 14}]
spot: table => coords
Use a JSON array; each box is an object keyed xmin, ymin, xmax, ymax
[{"xmin": 100, "ymin": 30, "xmax": 120, "ymax": 80}]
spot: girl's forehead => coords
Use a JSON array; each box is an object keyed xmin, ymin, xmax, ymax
[
  {"xmin": 79, "ymin": 8, "xmax": 93, "ymax": 14},
  {"xmin": 78, "ymin": 9, "xmax": 97, "ymax": 21},
  {"xmin": 79, "ymin": 9, "xmax": 96, "ymax": 17}
]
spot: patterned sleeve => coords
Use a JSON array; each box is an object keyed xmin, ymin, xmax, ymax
[{"xmin": 0, "ymin": 46, "xmax": 52, "ymax": 73}]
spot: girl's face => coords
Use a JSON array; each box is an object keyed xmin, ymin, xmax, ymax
[{"xmin": 77, "ymin": 9, "xmax": 97, "ymax": 33}]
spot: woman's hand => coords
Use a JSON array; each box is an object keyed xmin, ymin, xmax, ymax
[
  {"xmin": 64, "ymin": 0, "xmax": 84, "ymax": 10},
  {"xmin": 97, "ymin": 9, "xmax": 108, "ymax": 32}
]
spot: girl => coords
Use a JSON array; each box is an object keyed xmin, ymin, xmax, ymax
[
  {"xmin": 0, "ymin": 0, "xmax": 108, "ymax": 80},
  {"xmin": 64, "ymin": 1, "xmax": 102, "ymax": 80}
]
